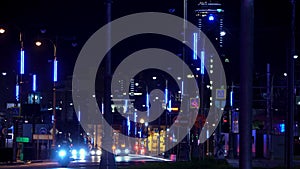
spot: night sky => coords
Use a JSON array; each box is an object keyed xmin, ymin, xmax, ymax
[{"xmin": 0, "ymin": 0, "xmax": 299, "ymax": 108}]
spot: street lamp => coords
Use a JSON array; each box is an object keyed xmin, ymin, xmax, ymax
[{"xmin": 35, "ymin": 39, "xmax": 57, "ymax": 148}]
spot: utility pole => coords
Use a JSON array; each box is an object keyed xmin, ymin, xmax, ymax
[
  {"xmin": 99, "ymin": 0, "xmax": 117, "ymax": 168},
  {"xmin": 239, "ymin": 0, "xmax": 254, "ymax": 168},
  {"xmin": 266, "ymin": 63, "xmax": 272, "ymax": 159},
  {"xmin": 285, "ymin": 0, "xmax": 295, "ymax": 168}
]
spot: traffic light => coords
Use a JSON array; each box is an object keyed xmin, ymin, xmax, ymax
[{"xmin": 221, "ymin": 112, "xmax": 229, "ymax": 133}]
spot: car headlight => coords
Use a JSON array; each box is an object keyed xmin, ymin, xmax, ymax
[
  {"xmin": 71, "ymin": 149, "xmax": 77, "ymax": 156},
  {"xmin": 124, "ymin": 148, "xmax": 129, "ymax": 154},
  {"xmin": 59, "ymin": 150, "xmax": 67, "ymax": 157},
  {"xmin": 115, "ymin": 149, "xmax": 121, "ymax": 154},
  {"xmin": 96, "ymin": 150, "xmax": 102, "ymax": 156},
  {"xmin": 79, "ymin": 148, "xmax": 86, "ymax": 156},
  {"xmin": 90, "ymin": 150, "xmax": 96, "ymax": 155}
]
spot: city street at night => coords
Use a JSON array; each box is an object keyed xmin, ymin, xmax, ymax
[{"xmin": 1, "ymin": 0, "xmax": 300, "ymax": 169}]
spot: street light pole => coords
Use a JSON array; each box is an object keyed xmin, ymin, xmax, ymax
[
  {"xmin": 52, "ymin": 42, "xmax": 57, "ymax": 148},
  {"xmin": 35, "ymin": 38, "xmax": 57, "ymax": 147}
]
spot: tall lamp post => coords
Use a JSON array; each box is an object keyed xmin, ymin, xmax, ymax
[{"xmin": 36, "ymin": 39, "xmax": 57, "ymax": 148}]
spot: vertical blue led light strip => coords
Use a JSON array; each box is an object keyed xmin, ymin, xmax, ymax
[
  {"xmin": 146, "ymin": 92, "xmax": 150, "ymax": 117},
  {"xmin": 20, "ymin": 50, "xmax": 24, "ymax": 75},
  {"xmin": 181, "ymin": 81, "xmax": 184, "ymax": 96},
  {"xmin": 193, "ymin": 33, "xmax": 198, "ymax": 60},
  {"xmin": 230, "ymin": 91, "xmax": 233, "ymax": 107},
  {"xmin": 33, "ymin": 74, "xmax": 36, "ymax": 92},
  {"xmin": 165, "ymin": 88, "xmax": 168, "ymax": 105},
  {"xmin": 200, "ymin": 51, "xmax": 205, "ymax": 75},
  {"xmin": 127, "ymin": 116, "xmax": 130, "ymax": 135},
  {"xmin": 53, "ymin": 59, "xmax": 58, "ymax": 82},
  {"xmin": 168, "ymin": 100, "xmax": 172, "ymax": 112},
  {"xmin": 101, "ymin": 101, "xmax": 104, "ymax": 114},
  {"xmin": 16, "ymin": 84, "xmax": 19, "ymax": 101}
]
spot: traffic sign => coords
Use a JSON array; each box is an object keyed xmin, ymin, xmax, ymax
[
  {"xmin": 33, "ymin": 134, "xmax": 53, "ymax": 140},
  {"xmin": 16, "ymin": 137, "xmax": 29, "ymax": 143},
  {"xmin": 216, "ymin": 89, "xmax": 226, "ymax": 99}
]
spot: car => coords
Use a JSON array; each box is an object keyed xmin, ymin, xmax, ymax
[
  {"xmin": 90, "ymin": 147, "xmax": 102, "ymax": 156},
  {"xmin": 134, "ymin": 144, "xmax": 147, "ymax": 155},
  {"xmin": 70, "ymin": 144, "xmax": 89, "ymax": 160},
  {"xmin": 113, "ymin": 143, "xmax": 130, "ymax": 156}
]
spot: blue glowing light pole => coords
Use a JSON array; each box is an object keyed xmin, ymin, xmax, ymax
[
  {"xmin": 19, "ymin": 32, "xmax": 24, "ymax": 115},
  {"xmin": 32, "ymin": 74, "xmax": 37, "ymax": 103},
  {"xmin": 52, "ymin": 43, "xmax": 57, "ymax": 148}
]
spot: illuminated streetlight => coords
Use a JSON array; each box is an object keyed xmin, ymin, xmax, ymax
[
  {"xmin": 139, "ymin": 118, "xmax": 145, "ymax": 124},
  {"xmin": 36, "ymin": 38, "xmax": 58, "ymax": 148},
  {"xmin": 0, "ymin": 28, "xmax": 5, "ymax": 34},
  {"xmin": 293, "ymin": 55, "xmax": 298, "ymax": 59},
  {"xmin": 35, "ymin": 41, "xmax": 42, "ymax": 47}
]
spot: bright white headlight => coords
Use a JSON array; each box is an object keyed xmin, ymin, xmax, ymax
[
  {"xmin": 71, "ymin": 149, "xmax": 77, "ymax": 156},
  {"xmin": 59, "ymin": 150, "xmax": 67, "ymax": 157},
  {"xmin": 96, "ymin": 150, "xmax": 102, "ymax": 156},
  {"xmin": 115, "ymin": 149, "xmax": 121, "ymax": 154},
  {"xmin": 90, "ymin": 150, "xmax": 96, "ymax": 155},
  {"xmin": 79, "ymin": 148, "xmax": 86, "ymax": 156}
]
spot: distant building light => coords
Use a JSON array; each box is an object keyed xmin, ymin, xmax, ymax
[
  {"xmin": 92, "ymin": 94, "xmax": 96, "ymax": 98},
  {"xmin": 152, "ymin": 76, "xmax": 157, "ymax": 80},
  {"xmin": 2, "ymin": 72, "xmax": 7, "ymax": 76},
  {"xmin": 69, "ymin": 103, "xmax": 73, "ymax": 106},
  {"xmin": 134, "ymin": 92, "xmax": 143, "ymax": 96},
  {"xmin": 284, "ymin": 73, "xmax": 288, "ymax": 77}
]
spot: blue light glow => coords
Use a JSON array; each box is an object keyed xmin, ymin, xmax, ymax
[
  {"xmin": 168, "ymin": 100, "xmax": 172, "ymax": 112},
  {"xmin": 193, "ymin": 33, "xmax": 198, "ymax": 60},
  {"xmin": 20, "ymin": 50, "xmax": 24, "ymax": 75},
  {"xmin": 53, "ymin": 59, "xmax": 58, "ymax": 82},
  {"xmin": 208, "ymin": 14, "xmax": 214, "ymax": 21},
  {"xmin": 146, "ymin": 93, "xmax": 149, "ymax": 117},
  {"xmin": 201, "ymin": 51, "xmax": 205, "ymax": 75},
  {"xmin": 230, "ymin": 91, "xmax": 233, "ymax": 107},
  {"xmin": 101, "ymin": 102, "xmax": 104, "ymax": 114},
  {"xmin": 33, "ymin": 74, "xmax": 36, "ymax": 92},
  {"xmin": 280, "ymin": 123, "xmax": 285, "ymax": 133},
  {"xmin": 181, "ymin": 81, "xmax": 184, "ymax": 96},
  {"xmin": 165, "ymin": 88, "xmax": 168, "ymax": 104},
  {"xmin": 127, "ymin": 116, "xmax": 130, "ymax": 135},
  {"xmin": 16, "ymin": 84, "xmax": 19, "ymax": 101}
]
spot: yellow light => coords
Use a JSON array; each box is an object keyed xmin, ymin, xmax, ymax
[
  {"xmin": 121, "ymin": 144, "xmax": 125, "ymax": 148},
  {"xmin": 139, "ymin": 118, "xmax": 145, "ymax": 124}
]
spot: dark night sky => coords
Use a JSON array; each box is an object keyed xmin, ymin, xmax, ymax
[{"xmin": 0, "ymin": 0, "xmax": 299, "ymax": 106}]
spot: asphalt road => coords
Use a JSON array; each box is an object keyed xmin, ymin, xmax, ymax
[{"xmin": 0, "ymin": 154, "xmax": 171, "ymax": 169}]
